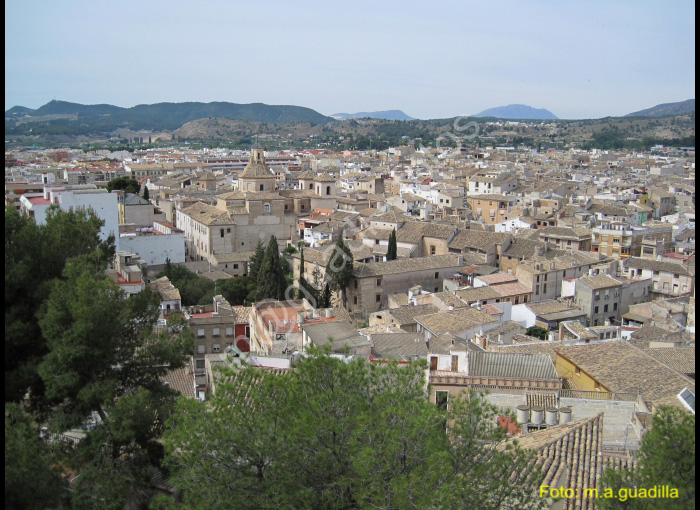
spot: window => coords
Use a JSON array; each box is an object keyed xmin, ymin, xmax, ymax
[
  {"xmin": 212, "ymin": 328, "xmax": 220, "ymax": 337},
  {"xmin": 435, "ymin": 391, "xmax": 449, "ymax": 410},
  {"xmin": 259, "ymin": 184, "xmax": 264, "ymax": 191},
  {"xmin": 227, "ymin": 228, "xmax": 231, "ymax": 233},
  {"xmin": 220, "ymin": 229, "xmax": 224, "ymax": 238},
  {"xmin": 543, "ymin": 284, "xmax": 547, "ymax": 293},
  {"xmin": 226, "ymin": 327, "xmax": 234, "ymax": 337},
  {"xmin": 604, "ymin": 290, "xmax": 610, "ymax": 299},
  {"xmin": 213, "ymin": 344, "xmax": 221, "ymax": 353},
  {"xmin": 594, "ymin": 306, "xmax": 599, "ymax": 314},
  {"xmin": 195, "ymin": 359, "xmax": 205, "ymax": 371},
  {"xmin": 435, "ymin": 272, "xmax": 439, "ymax": 279},
  {"xmin": 594, "ymin": 292, "xmax": 600, "ymax": 301},
  {"xmin": 536, "ymin": 275, "xmax": 540, "ymax": 283},
  {"xmin": 575, "ymin": 367, "xmax": 581, "ymax": 376},
  {"xmin": 354, "ymin": 280, "xmax": 358, "ymax": 289},
  {"xmin": 376, "ymin": 278, "xmax": 382, "ymax": 287},
  {"xmin": 233, "ymin": 264, "xmax": 239, "ymax": 269},
  {"xmin": 264, "ymin": 203, "xmax": 270, "ymax": 213},
  {"xmin": 376, "ymin": 294, "xmax": 381, "ymax": 303},
  {"xmin": 613, "ymin": 303, "xmax": 617, "ymax": 311},
  {"xmin": 375, "ymin": 239, "xmax": 379, "ymax": 245},
  {"xmin": 430, "ymin": 245, "xmax": 436, "ymax": 255},
  {"xmin": 245, "ymin": 326, "xmax": 250, "ymax": 338},
  {"xmin": 604, "ymin": 305, "xmax": 608, "ymax": 313},
  {"xmin": 197, "ymin": 329, "xmax": 205, "ymax": 338},
  {"xmin": 197, "ymin": 344, "xmax": 206, "ymax": 354},
  {"xmin": 354, "ymin": 296, "xmax": 358, "ymax": 305}
]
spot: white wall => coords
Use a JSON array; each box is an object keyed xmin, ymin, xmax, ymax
[
  {"xmin": 510, "ymin": 303, "xmax": 536, "ymax": 328},
  {"xmin": 118, "ymin": 231, "xmax": 186, "ymax": 266},
  {"xmin": 54, "ymin": 190, "xmax": 119, "ymax": 245}
]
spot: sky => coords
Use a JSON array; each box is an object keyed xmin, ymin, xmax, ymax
[{"xmin": 5, "ymin": 0, "xmax": 695, "ymax": 120}]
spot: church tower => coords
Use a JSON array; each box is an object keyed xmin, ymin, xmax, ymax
[{"xmin": 238, "ymin": 144, "xmax": 276, "ymax": 192}]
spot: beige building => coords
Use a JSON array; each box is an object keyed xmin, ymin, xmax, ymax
[{"xmin": 346, "ymin": 254, "xmax": 468, "ymax": 317}]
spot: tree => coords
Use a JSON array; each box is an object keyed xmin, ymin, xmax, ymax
[
  {"xmin": 248, "ymin": 240, "xmax": 265, "ymax": 283},
  {"xmin": 106, "ymin": 176, "xmax": 140, "ymax": 194},
  {"xmin": 325, "ymin": 236, "xmax": 354, "ymax": 308},
  {"xmin": 526, "ymin": 326, "xmax": 548, "ymax": 340},
  {"xmin": 5, "ymin": 403, "xmax": 69, "ymax": 510},
  {"xmin": 297, "ymin": 247, "xmax": 318, "ymax": 305},
  {"xmin": 5, "ymin": 205, "xmax": 113, "ymax": 406},
  {"xmin": 597, "ymin": 405, "xmax": 695, "ymax": 509},
  {"xmin": 216, "ymin": 276, "xmax": 256, "ymax": 306},
  {"xmin": 36, "ymin": 256, "xmax": 193, "ymax": 506},
  {"xmin": 256, "ymin": 236, "xmax": 288, "ymax": 301},
  {"xmin": 143, "ymin": 186, "xmax": 150, "ymax": 201},
  {"xmin": 320, "ymin": 282, "xmax": 332, "ymax": 308},
  {"xmin": 162, "ymin": 350, "xmax": 546, "ymax": 510},
  {"xmin": 387, "ymin": 228, "xmax": 398, "ymax": 260}
]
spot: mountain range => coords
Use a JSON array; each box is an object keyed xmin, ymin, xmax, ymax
[
  {"xmin": 625, "ymin": 99, "xmax": 695, "ymax": 117},
  {"xmin": 5, "ymin": 100, "xmax": 334, "ymax": 130},
  {"xmin": 330, "ymin": 110, "xmax": 415, "ymax": 121},
  {"xmin": 473, "ymin": 104, "xmax": 558, "ymax": 120}
]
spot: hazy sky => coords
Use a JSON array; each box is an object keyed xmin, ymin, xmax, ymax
[{"xmin": 5, "ymin": 0, "xmax": 695, "ymax": 119}]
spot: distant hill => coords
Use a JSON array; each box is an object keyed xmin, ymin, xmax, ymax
[
  {"xmin": 625, "ymin": 99, "xmax": 695, "ymax": 117},
  {"xmin": 330, "ymin": 110, "xmax": 415, "ymax": 121},
  {"xmin": 5, "ymin": 100, "xmax": 334, "ymax": 131},
  {"xmin": 5, "ymin": 106, "xmax": 36, "ymax": 117},
  {"xmin": 473, "ymin": 104, "xmax": 558, "ymax": 120}
]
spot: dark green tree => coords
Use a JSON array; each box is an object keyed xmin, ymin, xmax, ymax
[
  {"xmin": 106, "ymin": 176, "xmax": 140, "ymax": 194},
  {"xmin": 5, "ymin": 205, "xmax": 113, "ymax": 406},
  {"xmin": 526, "ymin": 326, "xmax": 549, "ymax": 340},
  {"xmin": 163, "ymin": 257, "xmax": 173, "ymax": 281},
  {"xmin": 325, "ymin": 236, "xmax": 354, "ymax": 308},
  {"xmin": 387, "ymin": 228, "xmax": 398, "ymax": 260},
  {"xmin": 597, "ymin": 405, "xmax": 695, "ymax": 509},
  {"xmin": 5, "ymin": 403, "xmax": 69, "ymax": 510},
  {"xmin": 37, "ymin": 257, "xmax": 193, "ymax": 507},
  {"xmin": 297, "ymin": 247, "xmax": 318, "ymax": 304},
  {"xmin": 216, "ymin": 276, "xmax": 256, "ymax": 306},
  {"xmin": 248, "ymin": 240, "xmax": 265, "ymax": 283},
  {"xmin": 321, "ymin": 282, "xmax": 332, "ymax": 308},
  {"xmin": 143, "ymin": 186, "xmax": 150, "ymax": 201},
  {"xmin": 256, "ymin": 236, "xmax": 287, "ymax": 301},
  {"xmin": 163, "ymin": 350, "xmax": 546, "ymax": 510}
]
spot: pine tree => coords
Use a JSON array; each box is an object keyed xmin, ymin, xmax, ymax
[
  {"xmin": 163, "ymin": 257, "xmax": 173, "ymax": 280},
  {"xmin": 321, "ymin": 283, "xmax": 332, "ymax": 308},
  {"xmin": 387, "ymin": 228, "xmax": 398, "ymax": 260},
  {"xmin": 326, "ymin": 236, "xmax": 354, "ymax": 308},
  {"xmin": 249, "ymin": 240, "xmax": 265, "ymax": 282},
  {"xmin": 143, "ymin": 186, "xmax": 149, "ymax": 201},
  {"xmin": 297, "ymin": 247, "xmax": 318, "ymax": 305},
  {"xmin": 256, "ymin": 236, "xmax": 287, "ymax": 301}
]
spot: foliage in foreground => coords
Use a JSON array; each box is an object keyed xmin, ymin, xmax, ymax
[
  {"xmin": 163, "ymin": 350, "xmax": 546, "ymax": 510},
  {"xmin": 597, "ymin": 405, "xmax": 695, "ymax": 509}
]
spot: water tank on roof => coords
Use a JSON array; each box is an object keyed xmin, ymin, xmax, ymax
[
  {"xmin": 530, "ymin": 407, "xmax": 544, "ymax": 425},
  {"xmin": 545, "ymin": 407, "xmax": 559, "ymax": 426},
  {"xmin": 516, "ymin": 405, "xmax": 530, "ymax": 425},
  {"xmin": 559, "ymin": 407, "xmax": 572, "ymax": 424}
]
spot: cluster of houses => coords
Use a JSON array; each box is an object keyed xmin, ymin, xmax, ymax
[{"xmin": 6, "ymin": 140, "xmax": 695, "ymax": 509}]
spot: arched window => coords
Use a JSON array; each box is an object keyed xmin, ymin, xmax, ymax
[
  {"xmin": 326, "ymin": 186, "xmax": 331, "ymax": 195},
  {"xmin": 264, "ymin": 203, "xmax": 270, "ymax": 213}
]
